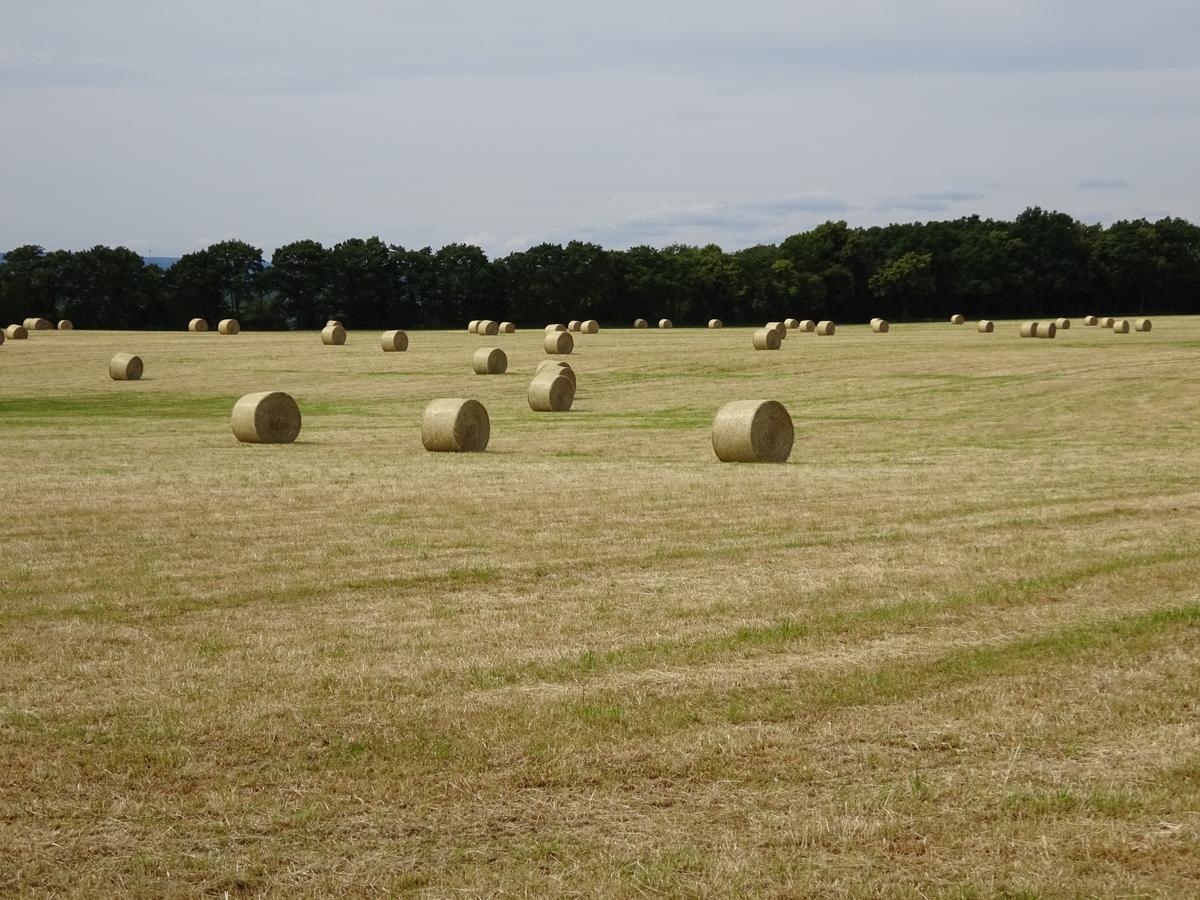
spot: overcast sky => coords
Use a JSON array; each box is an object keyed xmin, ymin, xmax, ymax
[{"xmin": 2, "ymin": 1, "xmax": 1198, "ymax": 258}]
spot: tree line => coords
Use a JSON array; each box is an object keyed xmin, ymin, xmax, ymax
[{"xmin": 2, "ymin": 208, "xmax": 1198, "ymax": 330}]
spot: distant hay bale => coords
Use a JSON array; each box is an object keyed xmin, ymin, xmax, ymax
[
  {"xmin": 784, "ymin": 318, "xmax": 800, "ymax": 329},
  {"xmin": 218, "ymin": 319, "xmax": 240, "ymax": 335},
  {"xmin": 381, "ymin": 329, "xmax": 409, "ymax": 352},
  {"xmin": 188, "ymin": 318, "xmax": 208, "ymax": 332},
  {"xmin": 870, "ymin": 318, "xmax": 890, "ymax": 333},
  {"xmin": 528, "ymin": 371, "xmax": 576, "ymax": 411},
  {"xmin": 544, "ymin": 330, "xmax": 574, "ymax": 354},
  {"xmin": 659, "ymin": 318, "xmax": 673, "ymax": 329},
  {"xmin": 568, "ymin": 320, "xmax": 582, "ymax": 332},
  {"xmin": 634, "ymin": 318, "xmax": 649, "ymax": 328},
  {"xmin": 766, "ymin": 321, "xmax": 787, "ymax": 337},
  {"xmin": 325, "ymin": 319, "xmax": 343, "ymax": 329},
  {"xmin": 1019, "ymin": 322, "xmax": 1038, "ymax": 338},
  {"xmin": 752, "ymin": 327, "xmax": 782, "ymax": 350},
  {"xmin": 581, "ymin": 319, "xmax": 599, "ymax": 334},
  {"xmin": 1036, "ymin": 322, "xmax": 1057, "ymax": 339},
  {"xmin": 1100, "ymin": 317, "xmax": 1115, "ymax": 328},
  {"xmin": 708, "ymin": 319, "xmax": 723, "ymax": 329},
  {"xmin": 950, "ymin": 314, "xmax": 965, "ymax": 325},
  {"xmin": 1056, "ymin": 317, "xmax": 1071, "ymax": 329},
  {"xmin": 477, "ymin": 319, "xmax": 499, "ymax": 335},
  {"xmin": 711, "ymin": 400, "xmax": 794, "ymax": 463},
  {"xmin": 546, "ymin": 323, "xmax": 567, "ymax": 332},
  {"xmin": 232, "ymin": 392, "xmax": 301, "ymax": 444},
  {"xmin": 1084, "ymin": 315, "xmax": 1099, "ymax": 325},
  {"xmin": 468, "ymin": 320, "xmax": 480, "ymax": 333},
  {"xmin": 1134, "ymin": 318, "xmax": 1152, "ymax": 332},
  {"xmin": 499, "ymin": 321, "xmax": 516, "ymax": 333},
  {"xmin": 1112, "ymin": 319, "xmax": 1130, "ymax": 333},
  {"xmin": 57, "ymin": 320, "xmax": 73, "ymax": 331},
  {"xmin": 24, "ymin": 317, "xmax": 52, "ymax": 330},
  {"xmin": 472, "ymin": 347, "xmax": 508, "ymax": 374},
  {"xmin": 0, "ymin": 330, "xmax": 4, "ymax": 346},
  {"xmin": 536, "ymin": 359, "xmax": 576, "ymax": 385},
  {"xmin": 421, "ymin": 398, "xmax": 490, "ymax": 452},
  {"xmin": 321, "ymin": 324, "xmax": 347, "ymax": 345},
  {"xmin": 798, "ymin": 319, "xmax": 816, "ymax": 332},
  {"xmin": 977, "ymin": 320, "xmax": 994, "ymax": 333},
  {"xmin": 816, "ymin": 320, "xmax": 836, "ymax": 335},
  {"xmin": 5, "ymin": 324, "xmax": 28, "ymax": 340},
  {"xmin": 108, "ymin": 352, "xmax": 143, "ymax": 381}
]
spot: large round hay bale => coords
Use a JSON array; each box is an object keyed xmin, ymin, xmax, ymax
[
  {"xmin": 766, "ymin": 321, "xmax": 786, "ymax": 337},
  {"xmin": 5, "ymin": 324, "xmax": 29, "ymax": 340},
  {"xmin": 798, "ymin": 319, "xmax": 815, "ymax": 332},
  {"xmin": 24, "ymin": 317, "xmax": 52, "ymax": 330},
  {"xmin": 708, "ymin": 319, "xmax": 723, "ymax": 329},
  {"xmin": 870, "ymin": 318, "xmax": 889, "ymax": 333},
  {"xmin": 57, "ymin": 320, "xmax": 73, "ymax": 331},
  {"xmin": 1100, "ymin": 317, "xmax": 1115, "ymax": 328},
  {"xmin": 188, "ymin": 318, "xmax": 208, "ymax": 332},
  {"xmin": 711, "ymin": 400, "xmax": 793, "ymax": 463},
  {"xmin": 467, "ymin": 320, "xmax": 480, "ymax": 334},
  {"xmin": 546, "ymin": 323, "xmax": 567, "ymax": 332},
  {"xmin": 421, "ymin": 399, "xmax": 489, "ymax": 452},
  {"xmin": 580, "ymin": 319, "xmax": 599, "ymax": 334},
  {"xmin": 381, "ymin": 330, "xmax": 409, "ymax": 351},
  {"xmin": 1055, "ymin": 317, "xmax": 1071, "ymax": 330},
  {"xmin": 1112, "ymin": 319, "xmax": 1130, "ymax": 333},
  {"xmin": 472, "ymin": 347, "xmax": 508, "ymax": 374},
  {"xmin": 1019, "ymin": 321, "xmax": 1038, "ymax": 338},
  {"xmin": 325, "ymin": 319, "xmax": 343, "ymax": 329},
  {"xmin": 1084, "ymin": 315, "xmax": 1099, "ymax": 326},
  {"xmin": 321, "ymin": 324, "xmax": 347, "ymax": 346},
  {"xmin": 218, "ymin": 318, "xmax": 240, "ymax": 335},
  {"xmin": 528, "ymin": 371, "xmax": 576, "ymax": 411},
  {"xmin": 568, "ymin": 320, "xmax": 582, "ymax": 332},
  {"xmin": 659, "ymin": 318, "xmax": 673, "ymax": 329},
  {"xmin": 499, "ymin": 321, "xmax": 516, "ymax": 333},
  {"xmin": 816, "ymin": 320, "xmax": 836, "ymax": 336},
  {"xmin": 477, "ymin": 319, "xmax": 499, "ymax": 336},
  {"xmin": 1036, "ymin": 322, "xmax": 1057, "ymax": 339},
  {"xmin": 544, "ymin": 330, "xmax": 574, "ymax": 354},
  {"xmin": 977, "ymin": 320, "xmax": 994, "ymax": 333},
  {"xmin": 634, "ymin": 318, "xmax": 648, "ymax": 328},
  {"xmin": 535, "ymin": 359, "xmax": 576, "ymax": 385},
  {"xmin": 1134, "ymin": 318, "xmax": 1152, "ymax": 332},
  {"xmin": 231, "ymin": 391, "xmax": 302, "ymax": 444},
  {"xmin": 108, "ymin": 352, "xmax": 143, "ymax": 381},
  {"xmin": 784, "ymin": 318, "xmax": 800, "ymax": 330},
  {"xmin": 752, "ymin": 327, "xmax": 781, "ymax": 350},
  {"xmin": 950, "ymin": 314, "xmax": 965, "ymax": 325}
]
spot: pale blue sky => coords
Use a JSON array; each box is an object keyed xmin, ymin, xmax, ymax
[{"xmin": 2, "ymin": 0, "xmax": 1197, "ymax": 257}]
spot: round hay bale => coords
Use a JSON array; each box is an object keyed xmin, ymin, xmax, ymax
[
  {"xmin": 659, "ymin": 318, "xmax": 673, "ymax": 329},
  {"xmin": 1100, "ymin": 317, "xmax": 1115, "ymax": 328},
  {"xmin": 467, "ymin": 320, "xmax": 480, "ymax": 333},
  {"xmin": 950, "ymin": 314, "xmax": 965, "ymax": 325},
  {"xmin": 321, "ymin": 324, "xmax": 347, "ymax": 346},
  {"xmin": 1112, "ymin": 319, "xmax": 1130, "ymax": 333},
  {"xmin": 870, "ymin": 318, "xmax": 890, "ymax": 333},
  {"xmin": 5, "ymin": 324, "xmax": 29, "ymax": 340},
  {"xmin": 108, "ymin": 352, "xmax": 143, "ymax": 381},
  {"xmin": 581, "ymin": 319, "xmax": 599, "ymax": 334},
  {"xmin": 535, "ymin": 359, "xmax": 576, "ymax": 385},
  {"xmin": 380, "ymin": 330, "xmax": 409, "ymax": 352},
  {"xmin": 477, "ymin": 319, "xmax": 499, "ymax": 336},
  {"xmin": 711, "ymin": 400, "xmax": 794, "ymax": 463},
  {"xmin": 1134, "ymin": 318, "xmax": 1152, "ymax": 332},
  {"xmin": 977, "ymin": 320, "xmax": 995, "ymax": 333},
  {"xmin": 544, "ymin": 330, "xmax": 574, "ymax": 355},
  {"xmin": 472, "ymin": 347, "xmax": 508, "ymax": 374},
  {"xmin": 499, "ymin": 321, "xmax": 516, "ymax": 333},
  {"xmin": 546, "ymin": 323, "xmax": 567, "ymax": 332},
  {"xmin": 326, "ymin": 319, "xmax": 343, "ymax": 329},
  {"xmin": 22, "ymin": 318, "xmax": 37, "ymax": 329},
  {"xmin": 188, "ymin": 317, "xmax": 208, "ymax": 332},
  {"xmin": 798, "ymin": 319, "xmax": 816, "ymax": 332},
  {"xmin": 784, "ymin": 318, "xmax": 800, "ymax": 330},
  {"xmin": 766, "ymin": 321, "xmax": 787, "ymax": 337},
  {"xmin": 708, "ymin": 319, "xmax": 723, "ymax": 329},
  {"xmin": 568, "ymin": 320, "xmax": 582, "ymax": 332},
  {"xmin": 24, "ymin": 317, "xmax": 52, "ymax": 330},
  {"xmin": 218, "ymin": 318, "xmax": 240, "ymax": 335},
  {"xmin": 1055, "ymin": 317, "xmax": 1071, "ymax": 329},
  {"xmin": 816, "ymin": 320, "xmax": 836, "ymax": 336},
  {"xmin": 1084, "ymin": 315, "xmax": 1099, "ymax": 326},
  {"xmin": 421, "ymin": 398, "xmax": 489, "ymax": 452},
  {"xmin": 634, "ymin": 318, "xmax": 648, "ymax": 328},
  {"xmin": 528, "ymin": 371, "xmax": 576, "ymax": 412},
  {"xmin": 1019, "ymin": 322, "xmax": 1037, "ymax": 338},
  {"xmin": 231, "ymin": 391, "xmax": 302, "ymax": 444},
  {"xmin": 752, "ymin": 327, "xmax": 781, "ymax": 350},
  {"xmin": 1036, "ymin": 322, "xmax": 1057, "ymax": 339},
  {"xmin": 0, "ymin": 330, "xmax": 6, "ymax": 346},
  {"xmin": 57, "ymin": 320, "xmax": 73, "ymax": 331}
]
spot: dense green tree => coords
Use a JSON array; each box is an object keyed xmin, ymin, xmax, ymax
[{"xmin": 267, "ymin": 240, "xmax": 331, "ymax": 329}]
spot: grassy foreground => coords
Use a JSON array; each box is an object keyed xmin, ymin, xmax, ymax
[{"xmin": 1, "ymin": 320, "xmax": 1198, "ymax": 897}]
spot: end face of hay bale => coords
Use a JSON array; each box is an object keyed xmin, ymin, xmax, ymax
[
  {"xmin": 1112, "ymin": 319, "xmax": 1130, "ymax": 333},
  {"xmin": 816, "ymin": 320, "xmax": 836, "ymax": 336},
  {"xmin": 380, "ymin": 329, "xmax": 409, "ymax": 351},
  {"xmin": 752, "ymin": 327, "xmax": 781, "ymax": 350},
  {"xmin": 634, "ymin": 318, "xmax": 649, "ymax": 328},
  {"xmin": 188, "ymin": 317, "xmax": 209, "ymax": 332},
  {"xmin": 108, "ymin": 352, "xmax": 143, "ymax": 381},
  {"xmin": 798, "ymin": 319, "xmax": 816, "ymax": 332},
  {"xmin": 472, "ymin": 347, "xmax": 508, "ymax": 374},
  {"xmin": 544, "ymin": 331, "xmax": 574, "ymax": 355},
  {"xmin": 871, "ymin": 318, "xmax": 890, "ymax": 333},
  {"xmin": 467, "ymin": 320, "xmax": 480, "ymax": 333},
  {"xmin": 528, "ymin": 371, "xmax": 576, "ymax": 411},
  {"xmin": 321, "ymin": 324, "xmax": 347, "ymax": 345},
  {"xmin": 950, "ymin": 314, "xmax": 966, "ymax": 325},
  {"xmin": 0, "ymin": 330, "xmax": 5, "ymax": 346},
  {"xmin": 499, "ymin": 321, "xmax": 516, "ymax": 333},
  {"xmin": 24, "ymin": 317, "xmax": 53, "ymax": 330},
  {"xmin": 1134, "ymin": 318, "xmax": 1152, "ymax": 332},
  {"xmin": 711, "ymin": 400, "xmax": 794, "ymax": 463},
  {"xmin": 422, "ymin": 398, "xmax": 489, "ymax": 452},
  {"xmin": 231, "ymin": 391, "xmax": 302, "ymax": 444},
  {"xmin": 977, "ymin": 320, "xmax": 995, "ymax": 333},
  {"xmin": 57, "ymin": 320, "xmax": 73, "ymax": 330},
  {"xmin": 1100, "ymin": 317, "xmax": 1115, "ymax": 328},
  {"xmin": 658, "ymin": 319, "xmax": 673, "ymax": 329},
  {"xmin": 546, "ymin": 323, "xmax": 567, "ymax": 332},
  {"xmin": 536, "ymin": 359, "xmax": 576, "ymax": 385},
  {"xmin": 5, "ymin": 324, "xmax": 29, "ymax": 340},
  {"xmin": 708, "ymin": 319, "xmax": 723, "ymax": 329},
  {"xmin": 476, "ymin": 319, "xmax": 499, "ymax": 336},
  {"xmin": 1055, "ymin": 317, "xmax": 1070, "ymax": 329},
  {"xmin": 580, "ymin": 319, "xmax": 599, "ymax": 334},
  {"xmin": 1019, "ymin": 321, "xmax": 1038, "ymax": 338},
  {"xmin": 1036, "ymin": 322, "xmax": 1057, "ymax": 339},
  {"xmin": 218, "ymin": 318, "xmax": 240, "ymax": 335},
  {"xmin": 568, "ymin": 320, "xmax": 582, "ymax": 332}
]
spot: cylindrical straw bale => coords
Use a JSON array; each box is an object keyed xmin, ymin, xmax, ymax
[
  {"xmin": 708, "ymin": 319, "xmax": 723, "ymax": 328},
  {"xmin": 472, "ymin": 347, "xmax": 508, "ymax": 374},
  {"xmin": 568, "ymin": 320, "xmax": 582, "ymax": 332},
  {"xmin": 535, "ymin": 360, "xmax": 576, "ymax": 385},
  {"xmin": 499, "ymin": 321, "xmax": 516, "ymax": 333},
  {"xmin": 188, "ymin": 318, "xmax": 208, "ymax": 332},
  {"xmin": 752, "ymin": 328, "xmax": 781, "ymax": 350},
  {"xmin": 57, "ymin": 320, "xmax": 73, "ymax": 330},
  {"xmin": 1134, "ymin": 318, "xmax": 1152, "ymax": 332},
  {"xmin": 950, "ymin": 314, "xmax": 965, "ymax": 325},
  {"xmin": 24, "ymin": 318, "xmax": 52, "ymax": 330},
  {"xmin": 1084, "ymin": 315, "xmax": 1099, "ymax": 325},
  {"xmin": 1019, "ymin": 322, "xmax": 1038, "ymax": 338},
  {"xmin": 231, "ymin": 392, "xmax": 302, "ymax": 444},
  {"xmin": 528, "ymin": 372, "xmax": 575, "ymax": 411},
  {"xmin": 218, "ymin": 318, "xmax": 240, "ymax": 335},
  {"xmin": 871, "ymin": 318, "xmax": 890, "ymax": 333},
  {"xmin": 798, "ymin": 319, "xmax": 816, "ymax": 332},
  {"xmin": 5, "ymin": 324, "xmax": 28, "ymax": 340},
  {"xmin": 580, "ymin": 319, "xmax": 599, "ymax": 334},
  {"xmin": 784, "ymin": 318, "xmax": 800, "ymax": 329},
  {"xmin": 1036, "ymin": 322, "xmax": 1057, "ymax": 339},
  {"xmin": 321, "ymin": 324, "xmax": 347, "ymax": 345},
  {"xmin": 477, "ymin": 319, "xmax": 499, "ymax": 335},
  {"xmin": 816, "ymin": 320, "xmax": 836, "ymax": 335},
  {"xmin": 544, "ymin": 330, "xmax": 574, "ymax": 354},
  {"xmin": 1112, "ymin": 319, "xmax": 1130, "ymax": 333},
  {"xmin": 659, "ymin": 319, "xmax": 673, "ymax": 329},
  {"xmin": 546, "ymin": 323, "xmax": 567, "ymax": 332},
  {"xmin": 325, "ymin": 319, "xmax": 343, "ymax": 329},
  {"xmin": 977, "ymin": 320, "xmax": 994, "ymax": 333},
  {"xmin": 711, "ymin": 400, "xmax": 794, "ymax": 463},
  {"xmin": 766, "ymin": 321, "xmax": 787, "ymax": 337},
  {"xmin": 0, "ymin": 330, "xmax": 5, "ymax": 346},
  {"xmin": 1055, "ymin": 317, "xmax": 1071, "ymax": 329},
  {"xmin": 108, "ymin": 352, "xmax": 143, "ymax": 381},
  {"xmin": 421, "ymin": 399, "xmax": 489, "ymax": 452},
  {"xmin": 634, "ymin": 318, "xmax": 648, "ymax": 328},
  {"xmin": 467, "ymin": 320, "xmax": 480, "ymax": 333},
  {"xmin": 1100, "ymin": 317, "xmax": 1115, "ymax": 328},
  {"xmin": 380, "ymin": 329, "xmax": 409, "ymax": 351}
]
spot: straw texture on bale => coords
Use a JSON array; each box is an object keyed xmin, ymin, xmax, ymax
[
  {"xmin": 1056, "ymin": 318, "xmax": 1071, "ymax": 329},
  {"xmin": 467, "ymin": 320, "xmax": 480, "ymax": 333},
  {"xmin": 188, "ymin": 318, "xmax": 208, "ymax": 332},
  {"xmin": 108, "ymin": 352, "xmax": 143, "ymax": 381},
  {"xmin": 568, "ymin": 320, "xmax": 581, "ymax": 332},
  {"xmin": 1135, "ymin": 318, "xmax": 1152, "ymax": 332},
  {"xmin": 321, "ymin": 324, "xmax": 347, "ymax": 345},
  {"xmin": 1036, "ymin": 322, "xmax": 1057, "ymax": 339},
  {"xmin": 711, "ymin": 400, "xmax": 794, "ymax": 464},
  {"xmin": 1019, "ymin": 322, "xmax": 1038, "ymax": 338},
  {"xmin": 1084, "ymin": 315, "xmax": 1099, "ymax": 325},
  {"xmin": 231, "ymin": 391, "xmax": 302, "ymax": 444},
  {"xmin": 950, "ymin": 314, "xmax": 965, "ymax": 325},
  {"xmin": 1112, "ymin": 319, "xmax": 1130, "ymax": 333},
  {"xmin": 472, "ymin": 347, "xmax": 508, "ymax": 374},
  {"xmin": 528, "ymin": 371, "xmax": 576, "ymax": 412},
  {"xmin": 546, "ymin": 323, "xmax": 567, "ymax": 332},
  {"xmin": 1100, "ymin": 317, "xmax": 1115, "ymax": 328},
  {"xmin": 870, "ymin": 318, "xmax": 890, "ymax": 333},
  {"xmin": 421, "ymin": 399, "xmax": 489, "ymax": 452},
  {"xmin": 326, "ymin": 319, "xmax": 343, "ymax": 329},
  {"xmin": 57, "ymin": 320, "xmax": 73, "ymax": 330},
  {"xmin": 659, "ymin": 319, "xmax": 673, "ymax": 328},
  {"xmin": 634, "ymin": 318, "xmax": 648, "ymax": 328},
  {"xmin": 544, "ymin": 330, "xmax": 574, "ymax": 354},
  {"xmin": 476, "ymin": 319, "xmax": 499, "ymax": 335},
  {"xmin": 580, "ymin": 319, "xmax": 599, "ymax": 334},
  {"xmin": 380, "ymin": 329, "xmax": 409, "ymax": 352},
  {"xmin": 798, "ymin": 319, "xmax": 816, "ymax": 332},
  {"xmin": 766, "ymin": 321, "xmax": 787, "ymax": 337},
  {"xmin": 218, "ymin": 319, "xmax": 240, "ymax": 335},
  {"xmin": 977, "ymin": 320, "xmax": 995, "ymax": 333},
  {"xmin": 536, "ymin": 359, "xmax": 576, "ymax": 385},
  {"xmin": 24, "ymin": 318, "xmax": 53, "ymax": 330},
  {"xmin": 784, "ymin": 318, "xmax": 800, "ymax": 329},
  {"xmin": 499, "ymin": 321, "xmax": 516, "ymax": 333},
  {"xmin": 708, "ymin": 319, "xmax": 723, "ymax": 328},
  {"xmin": 5, "ymin": 324, "xmax": 29, "ymax": 340},
  {"xmin": 816, "ymin": 320, "xmax": 836, "ymax": 335},
  {"xmin": 752, "ymin": 328, "xmax": 782, "ymax": 350}
]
